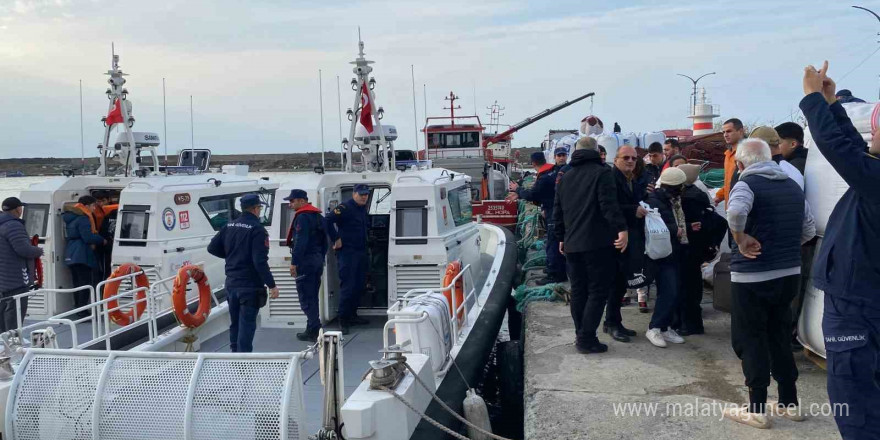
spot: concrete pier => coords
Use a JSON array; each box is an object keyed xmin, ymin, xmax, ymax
[{"xmin": 523, "ymin": 296, "xmax": 841, "ymax": 439}]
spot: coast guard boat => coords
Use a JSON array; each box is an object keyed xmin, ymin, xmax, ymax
[{"xmin": 1, "ymin": 38, "xmax": 517, "ymax": 440}]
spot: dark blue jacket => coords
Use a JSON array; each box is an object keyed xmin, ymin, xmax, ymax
[
  {"xmin": 324, "ymin": 199, "xmax": 367, "ymax": 251},
  {"xmin": 207, "ymin": 211, "xmax": 276, "ymax": 289},
  {"xmin": 518, "ymin": 163, "xmax": 557, "ymax": 220},
  {"xmin": 0, "ymin": 213, "xmax": 42, "ymax": 292},
  {"xmin": 800, "ymin": 92, "xmax": 880, "ymax": 304},
  {"xmin": 288, "ymin": 204, "xmax": 328, "ymax": 272},
  {"xmin": 62, "ymin": 205, "xmax": 104, "ymax": 269}
]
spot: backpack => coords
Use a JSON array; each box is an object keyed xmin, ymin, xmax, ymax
[{"xmin": 642, "ymin": 201, "xmax": 672, "ymax": 260}]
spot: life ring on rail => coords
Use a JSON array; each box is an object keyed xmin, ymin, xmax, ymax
[
  {"xmin": 104, "ymin": 263, "xmax": 149, "ymax": 326},
  {"xmin": 442, "ymin": 261, "xmax": 465, "ymax": 323},
  {"xmin": 172, "ymin": 265, "xmax": 212, "ymax": 329},
  {"xmin": 31, "ymin": 235, "xmax": 43, "ymax": 288}
]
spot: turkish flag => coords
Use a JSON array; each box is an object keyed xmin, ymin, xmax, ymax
[
  {"xmin": 359, "ymin": 82, "xmax": 373, "ymax": 133},
  {"xmin": 106, "ymin": 98, "xmax": 124, "ymax": 126}
]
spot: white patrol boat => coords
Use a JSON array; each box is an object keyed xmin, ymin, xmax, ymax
[{"xmin": 0, "ymin": 38, "xmax": 517, "ymax": 440}]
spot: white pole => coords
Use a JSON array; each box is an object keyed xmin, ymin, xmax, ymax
[
  {"xmin": 411, "ymin": 65, "xmax": 419, "ymax": 152},
  {"xmin": 190, "ymin": 95, "xmax": 195, "ymax": 168},
  {"xmin": 337, "ymin": 75, "xmax": 343, "ymax": 167},
  {"xmin": 162, "ymin": 78, "xmax": 167, "ymax": 169},
  {"xmin": 423, "ymin": 84, "xmax": 427, "ymax": 160},
  {"xmin": 319, "ymin": 69, "xmax": 325, "ymax": 168},
  {"xmin": 79, "ymin": 80, "xmax": 84, "ymax": 175}
]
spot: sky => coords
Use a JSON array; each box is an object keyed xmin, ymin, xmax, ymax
[{"xmin": 2, "ymin": 0, "xmax": 880, "ymax": 158}]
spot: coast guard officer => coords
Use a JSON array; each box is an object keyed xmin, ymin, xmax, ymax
[
  {"xmin": 207, "ymin": 193, "xmax": 278, "ymax": 352},
  {"xmin": 284, "ymin": 189, "xmax": 327, "ymax": 342},
  {"xmin": 324, "ymin": 184, "xmax": 370, "ymax": 334}
]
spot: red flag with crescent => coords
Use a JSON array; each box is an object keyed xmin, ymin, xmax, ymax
[
  {"xmin": 106, "ymin": 98, "xmax": 124, "ymax": 126},
  {"xmin": 359, "ymin": 82, "xmax": 373, "ymax": 133}
]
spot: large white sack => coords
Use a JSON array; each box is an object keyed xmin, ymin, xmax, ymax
[
  {"xmin": 803, "ymin": 126, "xmax": 853, "ymax": 236},
  {"xmin": 580, "ymin": 115, "xmax": 604, "ymax": 135},
  {"xmin": 841, "ymin": 102, "xmax": 880, "ymax": 134},
  {"xmin": 594, "ymin": 134, "xmax": 619, "ymax": 164}
]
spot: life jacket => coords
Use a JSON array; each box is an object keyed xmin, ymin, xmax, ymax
[{"xmin": 285, "ymin": 203, "xmax": 324, "ymax": 246}]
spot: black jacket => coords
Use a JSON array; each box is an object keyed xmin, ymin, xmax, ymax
[
  {"xmin": 0, "ymin": 213, "xmax": 42, "ymax": 293},
  {"xmin": 553, "ymin": 149, "xmax": 626, "ymax": 253},
  {"xmin": 207, "ymin": 211, "xmax": 276, "ymax": 290},
  {"xmin": 645, "ymin": 188, "xmax": 682, "ymax": 252},
  {"xmin": 613, "ymin": 167, "xmax": 644, "ymax": 230},
  {"xmin": 786, "ymin": 146, "xmax": 808, "ymax": 175},
  {"xmin": 800, "ymin": 92, "xmax": 880, "ymax": 304},
  {"xmin": 681, "ymin": 185, "xmax": 711, "ymax": 243}
]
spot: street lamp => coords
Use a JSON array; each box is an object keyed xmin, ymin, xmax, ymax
[
  {"xmin": 852, "ymin": 5, "xmax": 880, "ymax": 99},
  {"xmin": 676, "ymin": 72, "xmax": 716, "ymax": 115}
]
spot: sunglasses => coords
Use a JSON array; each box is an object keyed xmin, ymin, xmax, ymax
[{"xmin": 617, "ymin": 155, "xmax": 637, "ymax": 161}]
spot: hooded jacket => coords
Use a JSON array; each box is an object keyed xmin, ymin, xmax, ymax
[
  {"xmin": 727, "ymin": 161, "xmax": 816, "ymax": 282},
  {"xmin": 553, "ymin": 149, "xmax": 626, "ymax": 253},
  {"xmin": 0, "ymin": 212, "xmax": 43, "ymax": 293},
  {"xmin": 62, "ymin": 204, "xmax": 104, "ymax": 269},
  {"xmin": 800, "ymin": 92, "xmax": 880, "ymax": 304}
]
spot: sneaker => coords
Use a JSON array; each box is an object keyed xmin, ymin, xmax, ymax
[
  {"xmin": 575, "ymin": 341, "xmax": 608, "ymax": 354},
  {"xmin": 662, "ymin": 329, "xmax": 685, "ymax": 344},
  {"xmin": 638, "ymin": 301, "xmax": 649, "ymax": 313},
  {"xmin": 767, "ymin": 401, "xmax": 806, "ymax": 422},
  {"xmin": 722, "ymin": 405, "xmax": 772, "ymax": 429},
  {"xmin": 646, "ymin": 328, "xmax": 667, "ymax": 348}
]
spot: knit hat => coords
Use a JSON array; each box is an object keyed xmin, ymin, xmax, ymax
[
  {"xmin": 657, "ymin": 167, "xmax": 687, "ymax": 186},
  {"xmin": 575, "ymin": 137, "xmax": 597, "ymax": 151},
  {"xmin": 677, "ymin": 163, "xmax": 701, "ymax": 185},
  {"xmin": 749, "ymin": 126, "xmax": 780, "ymax": 147}
]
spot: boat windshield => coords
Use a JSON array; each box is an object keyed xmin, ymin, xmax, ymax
[{"xmin": 428, "ymin": 131, "xmax": 480, "ymax": 149}]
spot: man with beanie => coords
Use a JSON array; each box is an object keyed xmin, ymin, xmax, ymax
[
  {"xmin": 721, "ymin": 138, "xmax": 815, "ymax": 429},
  {"xmin": 0, "ymin": 197, "xmax": 43, "ymax": 331},
  {"xmin": 511, "ymin": 151, "xmax": 564, "ymax": 284},
  {"xmin": 208, "ymin": 193, "xmax": 279, "ymax": 352},
  {"xmin": 645, "ymin": 167, "xmax": 689, "ymax": 348},
  {"xmin": 553, "ymin": 136, "xmax": 628, "ymax": 353},
  {"xmin": 774, "ymin": 122, "xmax": 808, "ymax": 175},
  {"xmin": 802, "ymin": 62, "xmax": 880, "ymax": 439}
]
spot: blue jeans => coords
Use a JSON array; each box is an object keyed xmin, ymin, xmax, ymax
[
  {"xmin": 337, "ymin": 249, "xmax": 367, "ymax": 320},
  {"xmin": 649, "ymin": 253, "xmax": 680, "ymax": 331},
  {"xmin": 227, "ymin": 287, "xmax": 261, "ymax": 352}
]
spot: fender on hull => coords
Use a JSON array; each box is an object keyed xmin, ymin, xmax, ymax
[{"xmin": 411, "ymin": 227, "xmax": 517, "ymax": 439}]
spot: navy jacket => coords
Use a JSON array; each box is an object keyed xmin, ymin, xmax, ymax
[
  {"xmin": 613, "ymin": 167, "xmax": 644, "ymax": 230},
  {"xmin": 0, "ymin": 213, "xmax": 42, "ymax": 293},
  {"xmin": 287, "ymin": 204, "xmax": 328, "ymax": 272},
  {"xmin": 800, "ymin": 92, "xmax": 880, "ymax": 304},
  {"xmin": 518, "ymin": 164, "xmax": 557, "ymax": 220},
  {"xmin": 62, "ymin": 205, "xmax": 104, "ymax": 269},
  {"xmin": 324, "ymin": 199, "xmax": 368, "ymax": 251},
  {"xmin": 207, "ymin": 211, "xmax": 276, "ymax": 289}
]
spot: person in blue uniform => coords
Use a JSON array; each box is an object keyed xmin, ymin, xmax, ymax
[
  {"xmin": 324, "ymin": 184, "xmax": 370, "ymax": 334},
  {"xmin": 284, "ymin": 189, "xmax": 327, "ymax": 342},
  {"xmin": 801, "ymin": 62, "xmax": 880, "ymax": 439},
  {"xmin": 207, "ymin": 194, "xmax": 278, "ymax": 352},
  {"xmin": 510, "ymin": 151, "xmax": 564, "ymax": 284}
]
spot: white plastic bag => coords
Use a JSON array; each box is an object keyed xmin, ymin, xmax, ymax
[{"xmin": 642, "ymin": 201, "xmax": 672, "ymax": 260}]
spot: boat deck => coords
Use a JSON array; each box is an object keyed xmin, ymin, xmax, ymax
[{"xmin": 523, "ymin": 292, "xmax": 841, "ymax": 439}]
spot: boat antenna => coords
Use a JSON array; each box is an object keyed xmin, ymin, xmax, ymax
[
  {"xmin": 190, "ymin": 95, "xmax": 195, "ymax": 168},
  {"xmin": 163, "ymin": 77, "xmax": 167, "ymax": 170},
  {"xmin": 319, "ymin": 69, "xmax": 326, "ymax": 169},
  {"xmin": 472, "ymin": 80, "xmax": 477, "ymax": 115},
  {"xmin": 423, "ymin": 83, "xmax": 427, "ymax": 161},
  {"xmin": 411, "ymin": 65, "xmax": 419, "ymax": 151},
  {"xmin": 345, "ymin": 29, "xmax": 391, "ymax": 172},
  {"xmin": 337, "ymin": 75, "xmax": 343, "ymax": 167},
  {"xmin": 79, "ymin": 79, "xmax": 84, "ymax": 175}
]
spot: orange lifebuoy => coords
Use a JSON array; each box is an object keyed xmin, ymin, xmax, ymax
[
  {"xmin": 31, "ymin": 235, "xmax": 43, "ymax": 288},
  {"xmin": 104, "ymin": 263, "xmax": 148, "ymax": 326},
  {"xmin": 172, "ymin": 265, "xmax": 212, "ymax": 328},
  {"xmin": 442, "ymin": 261, "xmax": 465, "ymax": 323}
]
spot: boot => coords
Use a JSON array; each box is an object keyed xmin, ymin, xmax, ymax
[{"xmin": 296, "ymin": 328, "xmax": 320, "ymax": 342}]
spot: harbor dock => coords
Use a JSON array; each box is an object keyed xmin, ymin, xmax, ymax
[{"xmin": 523, "ymin": 294, "xmax": 841, "ymax": 439}]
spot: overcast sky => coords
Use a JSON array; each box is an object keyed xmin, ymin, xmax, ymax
[{"xmin": 2, "ymin": 0, "xmax": 879, "ymax": 158}]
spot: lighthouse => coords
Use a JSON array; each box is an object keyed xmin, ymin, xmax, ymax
[{"xmin": 688, "ymin": 88, "xmax": 720, "ymax": 136}]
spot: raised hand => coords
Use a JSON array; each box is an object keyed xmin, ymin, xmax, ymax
[
  {"xmin": 817, "ymin": 60, "xmax": 837, "ymax": 104},
  {"xmin": 803, "ymin": 64, "xmax": 824, "ymax": 96}
]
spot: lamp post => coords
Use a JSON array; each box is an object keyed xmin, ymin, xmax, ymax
[
  {"xmin": 853, "ymin": 5, "xmax": 880, "ymax": 99},
  {"xmin": 676, "ymin": 72, "xmax": 716, "ymax": 115}
]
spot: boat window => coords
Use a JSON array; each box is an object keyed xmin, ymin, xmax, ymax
[
  {"xmin": 22, "ymin": 204, "xmax": 49, "ymax": 238},
  {"xmin": 369, "ymin": 188, "xmax": 392, "ymax": 215},
  {"xmin": 447, "ymin": 186, "xmax": 473, "ymax": 227},
  {"xmin": 199, "ymin": 190, "xmax": 276, "ymax": 231},
  {"xmin": 395, "ymin": 200, "xmax": 428, "ymax": 245},
  {"xmin": 232, "ymin": 192, "xmax": 275, "ymax": 226},
  {"xmin": 119, "ymin": 205, "xmax": 150, "ymax": 247}
]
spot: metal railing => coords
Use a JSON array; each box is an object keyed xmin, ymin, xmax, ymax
[{"xmin": 384, "ymin": 263, "xmax": 477, "ymax": 353}]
